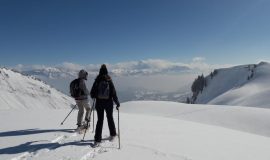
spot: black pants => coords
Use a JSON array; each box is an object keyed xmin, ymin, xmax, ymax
[{"xmin": 94, "ymin": 105, "xmax": 116, "ymax": 142}]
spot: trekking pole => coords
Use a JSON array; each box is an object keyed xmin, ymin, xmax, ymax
[
  {"xmin": 118, "ymin": 108, "xmax": 120, "ymax": 149},
  {"xmin": 60, "ymin": 105, "xmax": 77, "ymax": 125},
  {"xmin": 92, "ymin": 102, "xmax": 95, "ymax": 133}
]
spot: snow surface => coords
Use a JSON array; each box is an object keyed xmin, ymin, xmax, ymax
[
  {"xmin": 121, "ymin": 101, "xmax": 270, "ymax": 137},
  {"xmin": 0, "ymin": 68, "xmax": 73, "ymax": 110},
  {"xmin": 195, "ymin": 62, "xmax": 270, "ymax": 108},
  {"xmin": 1, "ymin": 101, "xmax": 270, "ymax": 160}
]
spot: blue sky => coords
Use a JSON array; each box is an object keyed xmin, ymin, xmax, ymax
[{"xmin": 0, "ymin": 0, "xmax": 270, "ymax": 66}]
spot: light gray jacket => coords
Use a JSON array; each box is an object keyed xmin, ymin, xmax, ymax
[{"xmin": 75, "ymin": 78, "xmax": 89, "ymax": 100}]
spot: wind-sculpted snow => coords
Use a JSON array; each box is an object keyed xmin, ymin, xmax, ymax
[{"xmin": 0, "ymin": 68, "xmax": 73, "ymax": 109}]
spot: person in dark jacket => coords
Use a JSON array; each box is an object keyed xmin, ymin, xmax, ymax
[
  {"xmin": 90, "ymin": 64, "xmax": 120, "ymax": 143},
  {"xmin": 76, "ymin": 69, "xmax": 91, "ymax": 131}
]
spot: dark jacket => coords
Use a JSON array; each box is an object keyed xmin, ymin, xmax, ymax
[{"xmin": 90, "ymin": 74, "xmax": 120, "ymax": 107}]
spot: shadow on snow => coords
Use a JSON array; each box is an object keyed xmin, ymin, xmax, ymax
[
  {"xmin": 0, "ymin": 128, "xmax": 74, "ymax": 137},
  {"xmin": 0, "ymin": 129, "xmax": 116, "ymax": 155},
  {"xmin": 0, "ymin": 140, "xmax": 94, "ymax": 155}
]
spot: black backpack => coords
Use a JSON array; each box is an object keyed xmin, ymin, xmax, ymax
[
  {"xmin": 97, "ymin": 80, "xmax": 110, "ymax": 99},
  {"xmin": 70, "ymin": 79, "xmax": 81, "ymax": 98}
]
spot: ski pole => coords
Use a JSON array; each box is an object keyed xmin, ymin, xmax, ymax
[
  {"xmin": 92, "ymin": 105, "xmax": 95, "ymax": 133},
  {"xmin": 118, "ymin": 108, "xmax": 120, "ymax": 149},
  {"xmin": 60, "ymin": 105, "xmax": 77, "ymax": 125}
]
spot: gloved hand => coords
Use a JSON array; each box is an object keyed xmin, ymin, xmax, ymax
[{"xmin": 116, "ymin": 103, "xmax": 120, "ymax": 110}]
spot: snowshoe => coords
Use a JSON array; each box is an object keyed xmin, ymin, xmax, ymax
[
  {"xmin": 75, "ymin": 122, "xmax": 90, "ymax": 134},
  {"xmin": 90, "ymin": 141, "xmax": 101, "ymax": 148},
  {"xmin": 108, "ymin": 135, "xmax": 117, "ymax": 142}
]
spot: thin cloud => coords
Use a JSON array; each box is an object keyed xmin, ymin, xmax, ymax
[
  {"xmin": 192, "ymin": 57, "xmax": 206, "ymax": 62},
  {"xmin": 13, "ymin": 58, "xmax": 234, "ymax": 77}
]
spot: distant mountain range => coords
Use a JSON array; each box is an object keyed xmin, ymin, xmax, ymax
[
  {"xmin": 18, "ymin": 59, "xmax": 192, "ymax": 79},
  {"xmin": 14, "ymin": 60, "xmax": 194, "ymax": 103}
]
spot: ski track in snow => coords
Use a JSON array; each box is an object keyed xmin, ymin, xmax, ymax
[
  {"xmin": 9, "ymin": 133, "xmax": 78, "ymax": 160},
  {"xmin": 9, "ymin": 132, "xmax": 118, "ymax": 160},
  {"xmin": 80, "ymin": 140, "xmax": 117, "ymax": 160}
]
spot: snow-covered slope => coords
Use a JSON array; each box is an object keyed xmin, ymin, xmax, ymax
[
  {"xmin": 0, "ymin": 68, "xmax": 73, "ymax": 110},
  {"xmin": 1, "ymin": 101, "xmax": 270, "ymax": 160},
  {"xmin": 121, "ymin": 101, "xmax": 270, "ymax": 137},
  {"xmin": 194, "ymin": 62, "xmax": 270, "ymax": 108}
]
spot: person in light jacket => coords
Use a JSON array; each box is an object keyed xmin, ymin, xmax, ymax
[{"xmin": 75, "ymin": 69, "xmax": 91, "ymax": 130}]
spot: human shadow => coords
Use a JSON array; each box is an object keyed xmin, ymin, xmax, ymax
[
  {"xmin": 0, "ymin": 136, "xmax": 117, "ymax": 155},
  {"xmin": 0, "ymin": 140, "xmax": 94, "ymax": 155},
  {"xmin": 0, "ymin": 128, "xmax": 74, "ymax": 137}
]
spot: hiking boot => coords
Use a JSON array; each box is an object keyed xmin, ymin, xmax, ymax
[
  {"xmin": 91, "ymin": 141, "xmax": 101, "ymax": 148},
  {"xmin": 76, "ymin": 124, "xmax": 82, "ymax": 132},
  {"xmin": 82, "ymin": 121, "xmax": 90, "ymax": 129},
  {"xmin": 108, "ymin": 135, "xmax": 117, "ymax": 141},
  {"xmin": 83, "ymin": 123, "xmax": 89, "ymax": 129}
]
